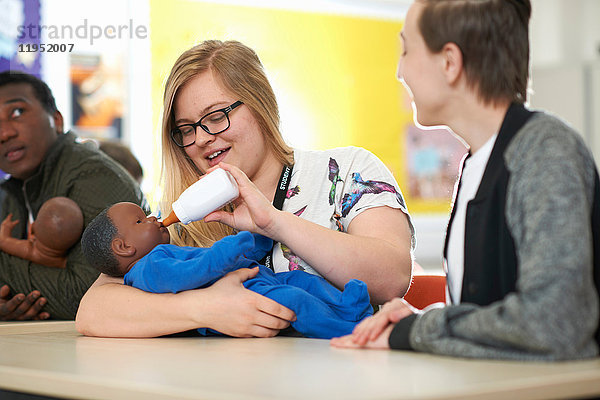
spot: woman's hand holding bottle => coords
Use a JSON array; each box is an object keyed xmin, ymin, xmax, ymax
[{"xmin": 203, "ymin": 163, "xmax": 283, "ymax": 240}]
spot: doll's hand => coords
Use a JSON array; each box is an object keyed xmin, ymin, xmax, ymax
[{"xmin": 0, "ymin": 214, "xmax": 19, "ymax": 241}]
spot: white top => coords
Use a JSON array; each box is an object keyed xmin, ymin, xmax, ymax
[
  {"xmin": 273, "ymin": 147, "xmax": 414, "ymax": 275},
  {"xmin": 446, "ymin": 134, "xmax": 497, "ymax": 304}
]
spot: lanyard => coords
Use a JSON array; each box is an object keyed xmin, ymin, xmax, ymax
[{"xmin": 262, "ymin": 164, "xmax": 293, "ymax": 271}]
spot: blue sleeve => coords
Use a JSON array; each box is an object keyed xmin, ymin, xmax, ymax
[
  {"xmin": 124, "ymin": 232, "xmax": 269, "ymax": 293},
  {"xmin": 243, "ymin": 233, "xmax": 273, "ymax": 261},
  {"xmin": 204, "ymin": 231, "xmax": 272, "ymax": 263}
]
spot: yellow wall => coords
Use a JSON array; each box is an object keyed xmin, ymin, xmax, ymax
[{"xmin": 150, "ymin": 1, "xmax": 448, "ymax": 213}]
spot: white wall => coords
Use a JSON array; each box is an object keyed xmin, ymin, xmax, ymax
[
  {"xmin": 529, "ymin": 0, "xmax": 600, "ymax": 160},
  {"xmin": 530, "ymin": 0, "xmax": 600, "ymax": 65},
  {"xmin": 41, "ymin": 0, "xmax": 153, "ymax": 194}
]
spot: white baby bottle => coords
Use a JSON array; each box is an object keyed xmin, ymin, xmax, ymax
[{"xmin": 161, "ymin": 168, "xmax": 239, "ymax": 227}]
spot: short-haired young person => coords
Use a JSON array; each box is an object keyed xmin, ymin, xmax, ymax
[{"xmin": 331, "ymin": 0, "xmax": 600, "ymax": 360}]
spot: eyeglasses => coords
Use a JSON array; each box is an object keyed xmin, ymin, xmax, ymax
[{"xmin": 170, "ymin": 100, "xmax": 243, "ymax": 148}]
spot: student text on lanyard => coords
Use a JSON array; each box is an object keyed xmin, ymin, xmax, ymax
[{"xmin": 261, "ymin": 164, "xmax": 293, "ymax": 271}]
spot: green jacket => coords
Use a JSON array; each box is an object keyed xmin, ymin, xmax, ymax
[{"xmin": 0, "ymin": 132, "xmax": 148, "ymax": 319}]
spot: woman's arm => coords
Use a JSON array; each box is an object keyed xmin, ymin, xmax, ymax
[
  {"xmin": 75, "ymin": 268, "xmax": 295, "ymax": 338},
  {"xmin": 205, "ymin": 163, "xmax": 413, "ymax": 305},
  {"xmin": 273, "ymin": 206, "xmax": 412, "ymax": 304}
]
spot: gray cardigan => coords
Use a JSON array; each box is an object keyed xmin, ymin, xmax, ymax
[{"xmin": 392, "ymin": 109, "xmax": 599, "ymax": 360}]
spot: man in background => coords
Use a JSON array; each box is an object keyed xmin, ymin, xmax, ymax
[{"xmin": 0, "ymin": 71, "xmax": 147, "ymax": 320}]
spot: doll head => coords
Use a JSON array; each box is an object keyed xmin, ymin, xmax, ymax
[
  {"xmin": 32, "ymin": 197, "xmax": 83, "ymax": 254},
  {"xmin": 81, "ymin": 202, "xmax": 170, "ymax": 276}
]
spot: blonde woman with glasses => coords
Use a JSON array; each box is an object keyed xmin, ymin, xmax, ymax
[{"xmin": 76, "ymin": 40, "xmax": 414, "ymax": 338}]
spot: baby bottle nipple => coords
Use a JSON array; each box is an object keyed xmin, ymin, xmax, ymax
[{"xmin": 161, "ymin": 210, "xmax": 180, "ymax": 227}]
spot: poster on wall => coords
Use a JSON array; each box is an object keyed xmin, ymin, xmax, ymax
[
  {"xmin": 0, "ymin": 0, "xmax": 41, "ymax": 75},
  {"xmin": 405, "ymin": 124, "xmax": 467, "ymax": 207},
  {"xmin": 70, "ymin": 53, "xmax": 124, "ymax": 140}
]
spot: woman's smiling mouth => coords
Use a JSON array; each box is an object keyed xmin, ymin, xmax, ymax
[{"xmin": 206, "ymin": 147, "xmax": 230, "ymax": 166}]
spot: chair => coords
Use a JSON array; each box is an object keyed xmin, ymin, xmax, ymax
[{"xmin": 402, "ymin": 274, "xmax": 447, "ymax": 309}]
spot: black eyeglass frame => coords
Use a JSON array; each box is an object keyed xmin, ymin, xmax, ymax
[{"xmin": 170, "ymin": 100, "xmax": 244, "ymax": 148}]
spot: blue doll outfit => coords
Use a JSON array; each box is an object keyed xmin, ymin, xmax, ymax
[{"xmin": 124, "ymin": 231, "xmax": 373, "ymax": 339}]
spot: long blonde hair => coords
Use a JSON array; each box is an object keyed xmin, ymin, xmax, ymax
[{"xmin": 161, "ymin": 40, "xmax": 294, "ymax": 247}]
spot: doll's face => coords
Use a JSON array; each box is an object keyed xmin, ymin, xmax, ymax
[{"xmin": 109, "ymin": 202, "xmax": 170, "ymax": 258}]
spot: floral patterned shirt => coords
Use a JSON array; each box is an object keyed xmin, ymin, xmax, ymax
[{"xmin": 272, "ymin": 146, "xmax": 414, "ymax": 275}]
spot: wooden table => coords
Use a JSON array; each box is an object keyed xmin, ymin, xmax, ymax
[{"xmin": 0, "ymin": 321, "xmax": 599, "ymax": 400}]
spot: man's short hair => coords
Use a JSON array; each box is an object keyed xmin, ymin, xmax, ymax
[
  {"xmin": 417, "ymin": 0, "xmax": 532, "ymax": 105},
  {"xmin": 0, "ymin": 70, "xmax": 58, "ymax": 114},
  {"xmin": 81, "ymin": 207, "xmax": 122, "ymax": 277}
]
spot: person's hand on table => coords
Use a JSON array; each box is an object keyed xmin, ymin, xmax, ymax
[
  {"xmin": 330, "ymin": 298, "xmax": 417, "ymax": 349},
  {"xmin": 203, "ymin": 163, "xmax": 281, "ymax": 238},
  {"xmin": 0, "ymin": 285, "xmax": 50, "ymax": 320},
  {"xmin": 185, "ymin": 267, "xmax": 296, "ymax": 337}
]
